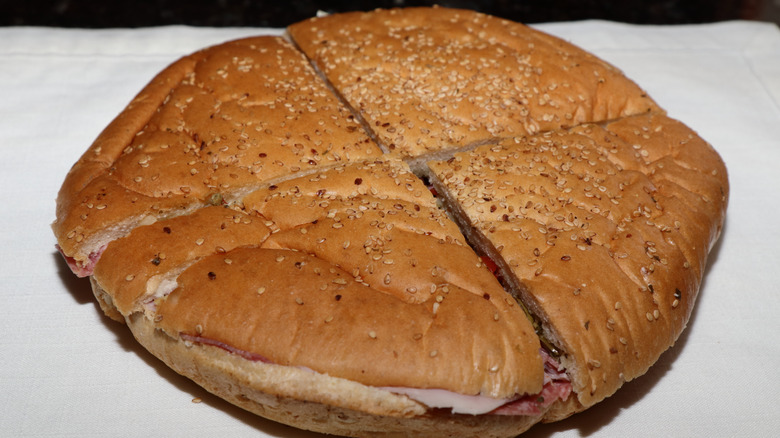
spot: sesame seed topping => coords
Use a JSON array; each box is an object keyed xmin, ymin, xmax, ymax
[
  {"xmin": 224, "ymin": 258, "xmax": 232, "ymax": 264},
  {"xmin": 368, "ymin": 331, "xmax": 377, "ymax": 339},
  {"xmin": 257, "ymin": 287, "xmax": 266, "ymax": 295},
  {"xmin": 125, "ymin": 274, "xmax": 134, "ymax": 281},
  {"xmin": 429, "ymin": 350, "xmax": 438, "ymax": 358}
]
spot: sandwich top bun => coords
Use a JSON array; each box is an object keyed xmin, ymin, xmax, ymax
[
  {"xmin": 52, "ymin": 6, "xmax": 728, "ymax": 438},
  {"xmin": 289, "ymin": 7, "xmax": 659, "ymax": 166}
]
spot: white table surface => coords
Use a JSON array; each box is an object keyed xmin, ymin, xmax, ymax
[{"xmin": 1, "ymin": 19, "xmax": 779, "ymax": 437}]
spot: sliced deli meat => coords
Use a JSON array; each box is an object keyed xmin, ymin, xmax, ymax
[{"xmin": 52, "ymin": 7, "xmax": 728, "ymax": 438}]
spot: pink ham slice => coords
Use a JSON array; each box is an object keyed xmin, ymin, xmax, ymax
[
  {"xmin": 179, "ymin": 333, "xmax": 272, "ymax": 363},
  {"xmin": 490, "ymin": 349, "xmax": 572, "ymax": 416},
  {"xmin": 56, "ymin": 244, "xmax": 106, "ymax": 277},
  {"xmin": 489, "ymin": 379, "xmax": 572, "ymax": 416}
]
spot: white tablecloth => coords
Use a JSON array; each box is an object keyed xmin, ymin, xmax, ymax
[{"xmin": 1, "ymin": 20, "xmax": 779, "ymax": 437}]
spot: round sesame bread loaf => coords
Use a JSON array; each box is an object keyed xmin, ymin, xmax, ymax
[{"xmin": 52, "ymin": 6, "xmax": 728, "ymax": 437}]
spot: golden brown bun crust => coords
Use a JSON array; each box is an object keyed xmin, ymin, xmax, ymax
[
  {"xmin": 428, "ymin": 113, "xmax": 728, "ymax": 408},
  {"xmin": 84, "ymin": 152, "xmax": 546, "ymax": 411},
  {"xmin": 93, "ymin": 206, "xmax": 271, "ymax": 315},
  {"xmin": 289, "ymin": 7, "xmax": 659, "ymax": 160},
  {"xmin": 55, "ymin": 56, "xmax": 197, "ymax": 215},
  {"xmin": 245, "ymin": 159, "xmax": 543, "ymax": 396},
  {"xmin": 53, "ymin": 35, "xmax": 381, "ymax": 264},
  {"xmin": 52, "ymin": 6, "xmax": 729, "ymax": 437}
]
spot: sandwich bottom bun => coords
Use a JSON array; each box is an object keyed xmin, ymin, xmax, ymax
[{"xmin": 106, "ymin": 289, "xmax": 547, "ymax": 438}]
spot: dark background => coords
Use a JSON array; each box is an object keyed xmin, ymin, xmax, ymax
[{"xmin": 3, "ymin": 0, "xmax": 779, "ymax": 27}]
